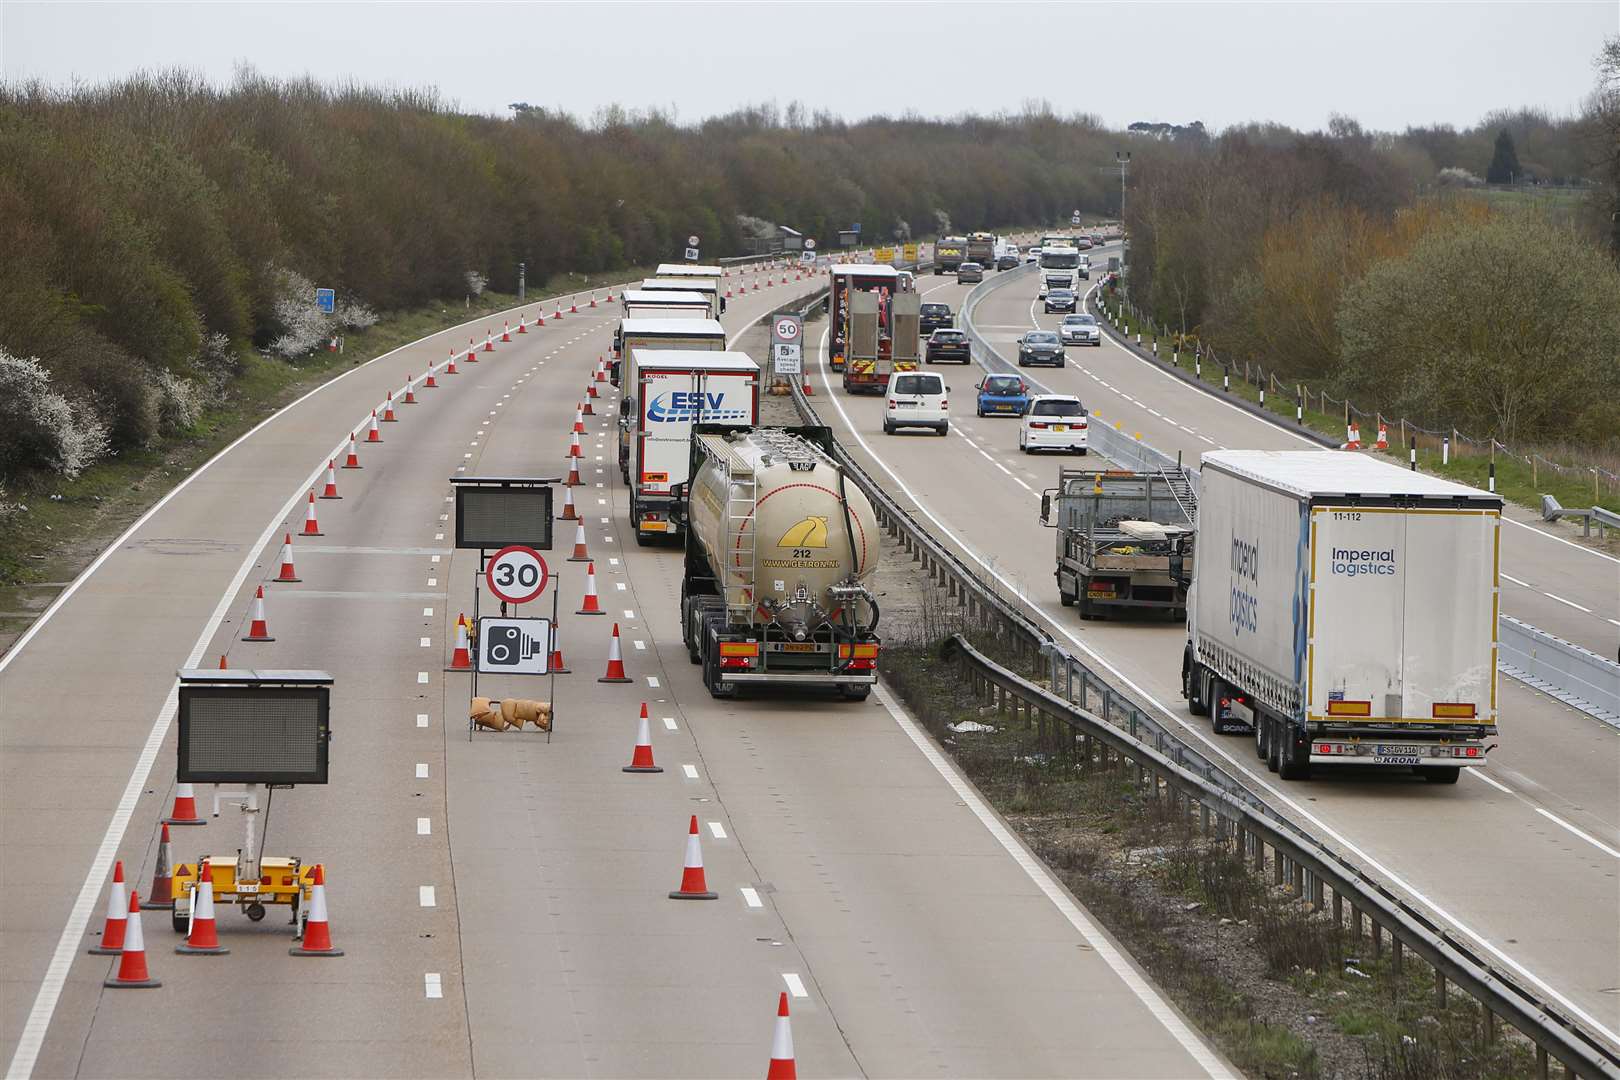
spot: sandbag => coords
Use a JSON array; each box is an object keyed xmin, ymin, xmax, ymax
[
  {"xmin": 469, "ymin": 697, "xmax": 509, "ymax": 731},
  {"xmin": 500, "ymin": 698, "xmax": 551, "ymax": 731}
]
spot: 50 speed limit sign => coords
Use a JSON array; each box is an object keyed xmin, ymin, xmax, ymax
[{"xmin": 485, "ymin": 545, "xmax": 549, "ymax": 604}]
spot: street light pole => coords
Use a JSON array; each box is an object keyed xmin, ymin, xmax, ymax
[{"xmin": 1114, "ymin": 151, "xmax": 1131, "ymax": 227}]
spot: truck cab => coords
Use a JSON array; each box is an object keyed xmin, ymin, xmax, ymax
[{"xmin": 1038, "ymin": 245, "xmax": 1083, "ymax": 298}]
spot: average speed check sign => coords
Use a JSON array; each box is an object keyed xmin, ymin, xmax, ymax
[{"xmin": 485, "ymin": 544, "xmax": 549, "ymax": 605}]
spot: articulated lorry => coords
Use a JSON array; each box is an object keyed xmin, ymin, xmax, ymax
[
  {"xmin": 638, "ymin": 277, "xmax": 724, "ymax": 318},
  {"xmin": 1040, "ymin": 467, "xmax": 1196, "ymax": 619},
  {"xmin": 676, "ymin": 425, "xmax": 881, "ymax": 700},
  {"xmin": 627, "ymin": 350, "xmax": 759, "ymax": 544},
  {"xmin": 615, "ymin": 318, "xmax": 726, "ymax": 480},
  {"xmin": 1182, "ymin": 450, "xmax": 1502, "ymax": 783}
]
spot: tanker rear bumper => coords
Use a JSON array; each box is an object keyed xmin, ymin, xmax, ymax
[{"xmin": 721, "ymin": 672, "xmax": 877, "ymax": 686}]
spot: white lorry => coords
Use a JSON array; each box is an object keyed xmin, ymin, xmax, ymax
[
  {"xmin": 1181, "ymin": 450, "xmax": 1502, "ymax": 783},
  {"xmin": 614, "ymin": 318, "xmax": 727, "ymax": 481},
  {"xmin": 1037, "ymin": 245, "xmax": 1084, "ymax": 298},
  {"xmin": 628, "ymin": 350, "xmax": 760, "ymax": 544},
  {"xmin": 621, "ymin": 289, "xmax": 712, "ymax": 319},
  {"xmin": 638, "ymin": 277, "xmax": 724, "ymax": 317}
]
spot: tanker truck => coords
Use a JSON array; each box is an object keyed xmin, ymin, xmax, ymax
[{"xmin": 674, "ymin": 425, "xmax": 881, "ymax": 700}]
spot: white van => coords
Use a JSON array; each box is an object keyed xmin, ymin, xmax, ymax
[{"xmin": 883, "ymin": 370, "xmax": 950, "ymax": 436}]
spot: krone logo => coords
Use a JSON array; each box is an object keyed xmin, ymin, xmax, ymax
[{"xmin": 777, "ymin": 516, "xmax": 829, "ymax": 549}]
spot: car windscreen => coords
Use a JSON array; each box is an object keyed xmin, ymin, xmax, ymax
[
  {"xmin": 983, "ymin": 377, "xmax": 1023, "ymax": 394},
  {"xmin": 932, "ymin": 331, "xmax": 965, "ymax": 342},
  {"xmin": 1031, "ymin": 399, "xmax": 1084, "ymax": 417},
  {"xmin": 1040, "ymin": 252, "xmax": 1081, "ymax": 269},
  {"xmin": 1065, "ymin": 315, "xmax": 1096, "ymax": 325},
  {"xmin": 921, "ymin": 304, "xmax": 949, "ymax": 314},
  {"xmin": 892, "ymin": 375, "xmax": 942, "ymax": 395},
  {"xmin": 1025, "ymin": 332, "xmax": 1059, "ymax": 345}
]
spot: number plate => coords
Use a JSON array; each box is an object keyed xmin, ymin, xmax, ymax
[
  {"xmin": 236, "ymin": 882, "xmax": 260, "ymax": 894},
  {"xmin": 1053, "ymin": 424, "xmax": 1067, "ymax": 432},
  {"xmin": 1376, "ymin": 745, "xmax": 1422, "ymax": 757}
]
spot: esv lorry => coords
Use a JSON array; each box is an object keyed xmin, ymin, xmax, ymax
[
  {"xmin": 615, "ymin": 318, "xmax": 726, "ymax": 480},
  {"xmin": 1182, "ymin": 451, "xmax": 1502, "ymax": 783},
  {"xmin": 629, "ymin": 350, "xmax": 759, "ymax": 544}
]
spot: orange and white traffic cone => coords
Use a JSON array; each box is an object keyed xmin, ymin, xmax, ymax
[
  {"xmin": 164, "ymin": 783, "xmax": 204, "ymax": 826},
  {"xmin": 587, "ymin": 379, "xmax": 599, "ymax": 400},
  {"xmin": 572, "ymin": 405, "xmax": 585, "ymax": 434},
  {"xmin": 290, "ymin": 864, "xmax": 343, "ymax": 957},
  {"xmin": 564, "ymin": 456, "xmax": 582, "ymax": 487},
  {"xmin": 146, "ymin": 824, "xmax": 175, "ymax": 910},
  {"xmin": 446, "ymin": 349, "xmax": 460, "ymax": 375},
  {"xmin": 576, "ymin": 562, "xmax": 603, "ymax": 614},
  {"xmin": 803, "ymin": 379, "xmax": 814, "ymax": 396},
  {"xmin": 767, "ymin": 992, "xmax": 797, "ymax": 1079},
  {"xmin": 103, "ymin": 893, "xmax": 160, "ymax": 988},
  {"xmin": 547, "ymin": 623, "xmax": 570, "ymax": 675},
  {"xmin": 623, "ymin": 703, "xmax": 661, "ymax": 773},
  {"xmin": 668, "ymin": 815, "xmax": 716, "ymax": 899},
  {"xmin": 449, "ymin": 614, "xmax": 472, "ymax": 671},
  {"xmin": 88, "ymin": 861, "xmax": 129, "ymax": 954},
  {"xmin": 557, "ymin": 486, "xmax": 578, "ymax": 521},
  {"xmin": 242, "ymin": 585, "xmax": 274, "ymax": 641},
  {"xmin": 589, "ymin": 292, "xmax": 598, "ymax": 309},
  {"xmin": 517, "ymin": 315, "xmax": 527, "ymax": 334},
  {"xmin": 594, "ymin": 360, "xmax": 606, "ymax": 384},
  {"xmin": 321, "ymin": 459, "xmax": 342, "ymax": 498},
  {"xmin": 483, "ymin": 330, "xmax": 495, "ymax": 353},
  {"xmin": 569, "ymin": 296, "xmax": 579, "ymax": 314},
  {"xmin": 568, "ymin": 522, "xmax": 590, "ymax": 563},
  {"xmin": 501, "ymin": 320, "xmax": 511, "ymax": 342},
  {"xmin": 534, "ymin": 310, "xmax": 545, "ymax": 327},
  {"xmin": 367, "ymin": 410, "xmax": 383, "ymax": 443},
  {"xmin": 343, "ymin": 433, "xmax": 362, "ymax": 469},
  {"xmin": 568, "ymin": 431, "xmax": 583, "ymax": 459},
  {"xmin": 302, "ymin": 491, "xmax": 324, "ymax": 536},
  {"xmin": 605, "ymin": 289, "xmax": 615, "ymax": 302},
  {"xmin": 1344, "ymin": 422, "xmax": 1361, "ymax": 450},
  {"xmin": 403, "ymin": 377, "xmax": 417, "ymax": 404},
  {"xmin": 553, "ymin": 302, "xmax": 564, "ymax": 321},
  {"xmin": 582, "ymin": 392, "xmax": 595, "ymax": 416},
  {"xmin": 381, "ymin": 392, "xmax": 397, "ymax": 422},
  {"xmin": 598, "ymin": 622, "xmax": 631, "ymax": 683},
  {"xmin": 424, "ymin": 365, "xmax": 439, "ymax": 388},
  {"xmin": 1374, "ymin": 422, "xmax": 1389, "ymax": 450},
  {"xmin": 275, "ymin": 533, "xmax": 300, "ymax": 583},
  {"xmin": 467, "ymin": 338, "xmax": 479, "ymax": 364},
  {"xmin": 176, "ymin": 861, "xmax": 229, "ymax": 955}
]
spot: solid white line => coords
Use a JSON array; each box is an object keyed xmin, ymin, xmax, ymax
[
  {"xmin": 1502, "ymin": 516, "xmax": 1620, "ymax": 566},
  {"xmin": 681, "ymin": 764, "xmax": 699, "ymax": 779},
  {"xmin": 781, "ymin": 972, "xmax": 809, "ymax": 999},
  {"xmin": 419, "ymin": 885, "xmax": 436, "ymax": 907},
  {"xmin": 1465, "ymin": 768, "xmax": 1513, "ymax": 794},
  {"xmin": 707, "ymin": 821, "xmax": 727, "ymax": 840},
  {"xmin": 1501, "ymin": 573, "xmax": 1532, "ymax": 588},
  {"xmin": 1542, "ymin": 592, "xmax": 1592, "ymax": 613},
  {"xmin": 740, "ymin": 887, "xmax": 763, "ymax": 909},
  {"xmin": 1537, "ymin": 809, "xmax": 1620, "ymax": 859},
  {"xmin": 872, "ymin": 682, "xmax": 1231, "ymax": 1076},
  {"xmin": 417, "ymin": 817, "xmax": 431, "ymax": 836}
]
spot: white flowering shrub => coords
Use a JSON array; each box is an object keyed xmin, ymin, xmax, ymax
[
  {"xmin": 265, "ymin": 265, "xmax": 377, "ymax": 357},
  {"xmin": 1436, "ymin": 167, "xmax": 1484, "ymax": 188},
  {"xmin": 464, "ymin": 270, "xmax": 488, "ymax": 297},
  {"xmin": 336, "ymin": 300, "xmax": 377, "ymax": 331},
  {"xmin": 0, "ymin": 347, "xmax": 111, "ymax": 480},
  {"xmin": 155, "ymin": 370, "xmax": 204, "ymax": 435}
]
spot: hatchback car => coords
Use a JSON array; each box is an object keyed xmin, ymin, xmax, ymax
[
  {"xmin": 1043, "ymin": 289, "xmax": 1078, "ymax": 314},
  {"xmin": 919, "ymin": 302, "xmax": 954, "ymax": 334},
  {"xmin": 975, "ymin": 373, "xmax": 1031, "ymax": 417},
  {"xmin": 956, "ymin": 262, "xmax": 985, "ymax": 284},
  {"xmin": 1019, "ymin": 395, "xmax": 1088, "ymax": 454},
  {"xmin": 925, "ymin": 329, "xmax": 971, "ymax": 364},
  {"xmin": 1059, "ymin": 313, "xmax": 1102, "ymax": 345},
  {"xmin": 1017, "ymin": 330, "xmax": 1065, "ymax": 366},
  {"xmin": 884, "ymin": 371, "xmax": 950, "ymax": 435},
  {"xmin": 1025, "ymin": 246, "xmax": 1042, "ymax": 264}
]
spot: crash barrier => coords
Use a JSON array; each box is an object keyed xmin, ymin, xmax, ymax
[
  {"xmin": 757, "ymin": 283, "xmax": 1620, "ymax": 1080},
  {"xmin": 1087, "ymin": 423, "xmax": 1201, "ymax": 500},
  {"xmin": 1498, "ymin": 618, "xmax": 1620, "ymax": 728}
]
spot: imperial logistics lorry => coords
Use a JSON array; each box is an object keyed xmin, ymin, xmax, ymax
[
  {"xmin": 615, "ymin": 317, "xmax": 726, "ymax": 479},
  {"xmin": 827, "ymin": 264, "xmax": 920, "ymax": 393},
  {"xmin": 628, "ymin": 350, "xmax": 759, "ymax": 543},
  {"xmin": 1181, "ymin": 450, "xmax": 1502, "ymax": 783}
]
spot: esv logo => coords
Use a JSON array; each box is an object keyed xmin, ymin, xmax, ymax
[{"xmin": 647, "ymin": 391, "xmax": 749, "ymax": 423}]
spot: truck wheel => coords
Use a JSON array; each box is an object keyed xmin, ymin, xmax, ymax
[
  {"xmin": 838, "ymin": 684, "xmax": 871, "ymax": 702},
  {"xmin": 1059, "ymin": 580, "xmax": 1075, "ymax": 607},
  {"xmin": 1254, "ymin": 714, "xmax": 1269, "ymax": 760},
  {"xmin": 1077, "ymin": 591, "xmax": 1094, "ymax": 620},
  {"xmin": 1417, "ymin": 765, "xmax": 1460, "ymax": 784},
  {"xmin": 1265, "ymin": 720, "xmax": 1282, "ymax": 773},
  {"xmin": 1182, "ymin": 652, "xmax": 1208, "ymax": 716},
  {"xmin": 1278, "ymin": 729, "xmax": 1312, "ymax": 781},
  {"xmin": 1208, "ymin": 677, "xmax": 1229, "ymax": 732}
]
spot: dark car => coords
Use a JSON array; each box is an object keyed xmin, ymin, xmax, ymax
[
  {"xmin": 956, "ymin": 262, "xmax": 985, "ymax": 284},
  {"xmin": 1017, "ymin": 330, "xmax": 1065, "ymax": 367},
  {"xmin": 1043, "ymin": 289, "xmax": 1077, "ymax": 314},
  {"xmin": 919, "ymin": 302, "xmax": 954, "ymax": 334},
  {"xmin": 926, "ymin": 329, "xmax": 972, "ymax": 364},
  {"xmin": 995, "ymin": 252, "xmax": 1020, "ymax": 271}
]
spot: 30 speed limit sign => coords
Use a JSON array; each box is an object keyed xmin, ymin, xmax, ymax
[{"xmin": 485, "ymin": 545, "xmax": 549, "ymax": 604}]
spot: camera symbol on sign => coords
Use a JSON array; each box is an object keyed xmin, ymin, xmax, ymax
[{"xmin": 486, "ymin": 625, "xmax": 545, "ymax": 667}]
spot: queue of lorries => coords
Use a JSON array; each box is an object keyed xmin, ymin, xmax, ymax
[{"xmin": 615, "ymin": 238, "xmax": 1504, "ymax": 784}]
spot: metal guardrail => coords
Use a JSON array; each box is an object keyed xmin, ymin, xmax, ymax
[
  {"xmin": 1500, "ymin": 617, "xmax": 1620, "ymax": 727},
  {"xmin": 748, "ymin": 274, "xmax": 1620, "ymax": 1079}
]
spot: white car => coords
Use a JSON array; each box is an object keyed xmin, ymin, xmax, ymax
[
  {"xmin": 884, "ymin": 371, "xmax": 950, "ymax": 436},
  {"xmin": 1025, "ymin": 246, "xmax": 1042, "ymax": 264},
  {"xmin": 1019, "ymin": 395, "xmax": 1088, "ymax": 454},
  {"xmin": 1059, "ymin": 313, "xmax": 1102, "ymax": 345}
]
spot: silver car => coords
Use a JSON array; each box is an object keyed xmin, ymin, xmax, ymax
[
  {"xmin": 1060, "ymin": 313, "xmax": 1102, "ymax": 346},
  {"xmin": 956, "ymin": 262, "xmax": 985, "ymax": 284}
]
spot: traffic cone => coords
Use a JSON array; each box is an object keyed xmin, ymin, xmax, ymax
[
  {"xmin": 517, "ymin": 315, "xmax": 528, "ymax": 334},
  {"xmin": 321, "ymin": 460, "xmax": 342, "ymax": 498},
  {"xmin": 424, "ymin": 365, "xmax": 439, "ymax": 388},
  {"xmin": 606, "ymin": 289, "xmax": 615, "ymax": 302},
  {"xmin": 403, "ymin": 377, "xmax": 417, "ymax": 404},
  {"xmin": 88, "ymin": 861, "xmax": 129, "ymax": 954},
  {"xmin": 175, "ymin": 861, "xmax": 229, "ymax": 955},
  {"xmin": 275, "ymin": 533, "xmax": 300, "ymax": 582},
  {"xmin": 582, "ymin": 393, "xmax": 595, "ymax": 416},
  {"xmin": 547, "ymin": 623, "xmax": 571, "ymax": 675},
  {"xmin": 242, "ymin": 585, "xmax": 274, "ymax": 641},
  {"xmin": 767, "ymin": 993, "xmax": 797, "ymax": 1079},
  {"xmin": 449, "ymin": 614, "xmax": 472, "ymax": 670},
  {"xmin": 467, "ymin": 338, "xmax": 478, "ymax": 363},
  {"xmin": 568, "ymin": 521, "xmax": 590, "ymax": 563},
  {"xmin": 146, "ymin": 824, "xmax": 175, "ymax": 910},
  {"xmin": 568, "ymin": 430, "xmax": 583, "ymax": 459},
  {"xmin": 623, "ymin": 703, "xmax": 661, "ymax": 772},
  {"xmin": 381, "ymin": 392, "xmax": 397, "ymax": 422},
  {"xmin": 343, "ymin": 433, "xmax": 362, "ymax": 469},
  {"xmin": 565, "ymin": 456, "xmax": 582, "ymax": 487},
  {"xmin": 366, "ymin": 410, "xmax": 383, "ymax": 443},
  {"xmin": 301, "ymin": 491, "xmax": 323, "ymax": 536},
  {"xmin": 163, "ymin": 783, "xmax": 204, "ymax": 826},
  {"xmin": 534, "ymin": 310, "xmax": 545, "ymax": 327},
  {"xmin": 576, "ymin": 562, "xmax": 604, "ymax": 614},
  {"xmin": 1374, "ymin": 422, "xmax": 1389, "ymax": 450},
  {"xmin": 501, "ymin": 320, "xmax": 511, "ymax": 342},
  {"xmin": 290, "ymin": 864, "xmax": 343, "ymax": 956},
  {"xmin": 483, "ymin": 330, "xmax": 495, "ymax": 352},
  {"xmin": 1344, "ymin": 422, "xmax": 1361, "ymax": 450},
  {"xmin": 569, "ymin": 296, "xmax": 579, "ymax": 314},
  {"xmin": 598, "ymin": 622, "xmax": 631, "ymax": 683},
  {"xmin": 553, "ymin": 302, "xmax": 564, "ymax": 320},
  {"xmin": 446, "ymin": 350, "xmax": 459, "ymax": 375},
  {"xmin": 557, "ymin": 486, "xmax": 578, "ymax": 521},
  {"xmin": 589, "ymin": 292, "xmax": 598, "ymax": 308},
  {"xmin": 218, "ymin": 653, "xmax": 227, "ymax": 669},
  {"xmin": 725, "ymin": 286, "xmax": 733, "ymax": 299},
  {"xmin": 594, "ymin": 360, "xmax": 606, "ymax": 384},
  {"xmin": 803, "ymin": 379, "xmax": 814, "ymax": 396},
  {"xmin": 103, "ymin": 893, "xmax": 160, "ymax": 988},
  {"xmin": 572, "ymin": 405, "xmax": 585, "ymax": 434},
  {"xmin": 668, "ymin": 815, "xmax": 716, "ymax": 899}
]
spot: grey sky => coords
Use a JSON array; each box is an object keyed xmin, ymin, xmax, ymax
[{"xmin": 2, "ymin": 1, "xmax": 1613, "ymax": 131}]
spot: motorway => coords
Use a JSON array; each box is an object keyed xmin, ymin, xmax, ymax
[
  {"xmin": 0, "ymin": 264, "xmax": 1228, "ymax": 1079},
  {"xmin": 807, "ymin": 244, "xmax": 1620, "ymax": 1044}
]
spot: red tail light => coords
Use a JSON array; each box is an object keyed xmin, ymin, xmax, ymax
[{"xmin": 1028, "ymin": 422, "xmax": 1048, "ymax": 429}]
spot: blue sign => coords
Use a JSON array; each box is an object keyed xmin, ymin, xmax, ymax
[
  {"xmin": 851, "ymin": 223, "xmax": 861, "ymax": 233},
  {"xmin": 315, "ymin": 288, "xmax": 335, "ymax": 314}
]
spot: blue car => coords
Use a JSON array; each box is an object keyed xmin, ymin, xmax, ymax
[{"xmin": 975, "ymin": 373, "xmax": 1031, "ymax": 417}]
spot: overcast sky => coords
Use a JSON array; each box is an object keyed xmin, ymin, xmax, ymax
[{"xmin": 2, "ymin": 1, "xmax": 1613, "ymax": 131}]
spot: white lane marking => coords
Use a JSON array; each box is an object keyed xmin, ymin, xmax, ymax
[
  {"xmin": 417, "ymin": 672, "xmax": 429, "ymax": 685},
  {"xmin": 420, "ymin": 637, "xmax": 431, "ymax": 648},
  {"xmin": 424, "ymin": 973, "xmax": 443, "ymax": 999},
  {"xmin": 1466, "ymin": 768, "xmax": 1513, "ymax": 794},
  {"xmin": 682, "ymin": 763, "xmax": 699, "ymax": 779},
  {"xmin": 814, "ymin": 318, "xmax": 1620, "ymax": 1045},
  {"xmin": 1537, "ymin": 808, "xmax": 1620, "ymax": 859},
  {"xmin": 1543, "ymin": 592, "xmax": 1592, "ymax": 613},
  {"xmin": 427, "ymin": 577, "xmax": 437, "ymax": 587},
  {"xmin": 416, "ymin": 763, "xmax": 429, "ymax": 778},
  {"xmin": 419, "ymin": 885, "xmax": 437, "ymax": 907},
  {"xmin": 600, "ymin": 516, "xmax": 610, "ymax": 524},
  {"xmin": 782, "ymin": 972, "xmax": 810, "ymax": 999},
  {"xmin": 417, "ymin": 817, "xmax": 431, "ymax": 836},
  {"xmin": 615, "ymin": 582, "xmax": 627, "ymax": 591},
  {"xmin": 423, "ymin": 607, "xmax": 434, "ymax": 617},
  {"xmin": 1501, "ymin": 573, "xmax": 1531, "ymax": 588},
  {"xmin": 740, "ymin": 887, "xmax": 763, "ymax": 909},
  {"xmin": 416, "ymin": 714, "xmax": 429, "ymax": 729},
  {"xmin": 663, "ymin": 716, "xmax": 679, "ymax": 731},
  {"xmin": 1501, "ymin": 516, "xmax": 1620, "ymax": 566},
  {"xmin": 435, "ymin": 533, "xmax": 444, "ymax": 541},
  {"xmin": 624, "ymin": 610, "xmax": 636, "ymax": 619},
  {"xmin": 633, "ymin": 640, "xmax": 646, "ymax": 650},
  {"xmin": 430, "ymin": 554, "xmax": 440, "ymax": 564},
  {"xmin": 646, "ymin": 676, "xmax": 660, "ymax": 688},
  {"xmin": 873, "ymin": 685, "xmax": 1231, "ymax": 1076},
  {"xmin": 1198, "ymin": 435, "xmax": 1216, "ymax": 445},
  {"xmin": 707, "ymin": 821, "xmax": 727, "ymax": 840}
]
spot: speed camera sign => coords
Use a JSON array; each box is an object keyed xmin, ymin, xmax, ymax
[{"xmin": 485, "ymin": 545, "xmax": 549, "ymax": 604}]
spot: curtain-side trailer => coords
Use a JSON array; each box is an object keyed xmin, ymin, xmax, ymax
[{"xmin": 615, "ymin": 318, "xmax": 726, "ymax": 480}]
